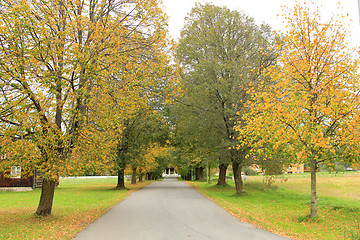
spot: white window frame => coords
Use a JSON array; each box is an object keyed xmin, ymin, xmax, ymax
[{"xmin": 11, "ymin": 166, "xmax": 21, "ymax": 179}]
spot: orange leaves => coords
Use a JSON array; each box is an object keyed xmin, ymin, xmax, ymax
[
  {"xmin": 0, "ymin": 0, "xmax": 172, "ymax": 176},
  {"xmin": 235, "ymin": 0, "xmax": 360, "ymax": 169},
  {"xmin": 139, "ymin": 144, "xmax": 170, "ymax": 173}
]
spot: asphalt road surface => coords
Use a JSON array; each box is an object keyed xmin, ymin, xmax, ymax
[{"xmin": 74, "ymin": 177, "xmax": 290, "ymax": 240}]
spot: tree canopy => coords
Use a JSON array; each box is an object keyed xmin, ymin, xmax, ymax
[
  {"xmin": 173, "ymin": 3, "xmax": 277, "ymax": 192},
  {"xmin": 0, "ymin": 0, "xmax": 170, "ymax": 216},
  {"xmin": 239, "ymin": 1, "xmax": 360, "ymax": 217}
]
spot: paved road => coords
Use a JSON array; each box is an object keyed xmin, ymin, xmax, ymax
[{"xmin": 74, "ymin": 177, "xmax": 290, "ymax": 240}]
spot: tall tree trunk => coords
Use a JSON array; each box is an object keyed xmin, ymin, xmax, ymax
[
  {"xmin": 232, "ymin": 161, "xmax": 243, "ymax": 194},
  {"xmin": 139, "ymin": 171, "xmax": 143, "ymax": 182},
  {"xmin": 195, "ymin": 167, "xmax": 200, "ymax": 180},
  {"xmin": 187, "ymin": 172, "xmax": 192, "ymax": 181},
  {"xmin": 199, "ymin": 166, "xmax": 204, "ymax": 179},
  {"xmin": 131, "ymin": 166, "xmax": 137, "ymax": 184},
  {"xmin": 36, "ymin": 179, "xmax": 57, "ymax": 216},
  {"xmin": 310, "ymin": 159, "xmax": 317, "ymax": 218},
  {"xmin": 208, "ymin": 165, "xmax": 211, "ymax": 184},
  {"xmin": 116, "ymin": 169, "xmax": 126, "ymax": 189},
  {"xmin": 217, "ymin": 162, "xmax": 228, "ymax": 186}
]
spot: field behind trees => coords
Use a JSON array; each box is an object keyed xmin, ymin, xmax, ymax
[{"xmin": 189, "ymin": 172, "xmax": 360, "ymax": 240}]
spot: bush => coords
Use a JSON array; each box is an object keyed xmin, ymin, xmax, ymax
[
  {"xmin": 334, "ymin": 164, "xmax": 346, "ymax": 172},
  {"xmin": 322, "ymin": 163, "xmax": 347, "ymax": 173},
  {"xmin": 243, "ymin": 167, "xmax": 259, "ymax": 176}
]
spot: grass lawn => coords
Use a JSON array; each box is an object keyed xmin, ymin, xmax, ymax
[
  {"xmin": 0, "ymin": 177, "xmax": 151, "ymax": 239},
  {"xmin": 188, "ymin": 171, "xmax": 360, "ymax": 240}
]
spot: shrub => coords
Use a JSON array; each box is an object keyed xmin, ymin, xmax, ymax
[{"xmin": 243, "ymin": 167, "xmax": 259, "ymax": 176}]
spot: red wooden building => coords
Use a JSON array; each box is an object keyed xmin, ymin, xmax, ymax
[{"xmin": 0, "ymin": 167, "xmax": 43, "ymax": 189}]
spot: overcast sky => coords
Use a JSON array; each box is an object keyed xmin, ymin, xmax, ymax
[{"xmin": 162, "ymin": 0, "xmax": 360, "ymax": 46}]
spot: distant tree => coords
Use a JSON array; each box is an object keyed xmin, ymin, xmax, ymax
[
  {"xmin": 171, "ymin": 98, "xmax": 227, "ymax": 182},
  {"xmin": 103, "ymin": 28, "xmax": 178, "ymax": 188},
  {"xmin": 139, "ymin": 144, "xmax": 171, "ymax": 181},
  {"xmin": 116, "ymin": 109, "xmax": 170, "ymax": 187},
  {"xmin": 241, "ymin": 1, "xmax": 360, "ymax": 217},
  {"xmin": 175, "ymin": 3, "xmax": 276, "ymax": 192}
]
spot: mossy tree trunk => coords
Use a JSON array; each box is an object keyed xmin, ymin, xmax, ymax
[
  {"xmin": 217, "ymin": 162, "xmax": 228, "ymax": 186},
  {"xmin": 131, "ymin": 166, "xmax": 137, "ymax": 184},
  {"xmin": 36, "ymin": 179, "xmax": 57, "ymax": 216},
  {"xmin": 116, "ymin": 169, "xmax": 126, "ymax": 189},
  {"xmin": 139, "ymin": 170, "xmax": 144, "ymax": 182},
  {"xmin": 232, "ymin": 161, "xmax": 243, "ymax": 194},
  {"xmin": 310, "ymin": 158, "xmax": 318, "ymax": 218}
]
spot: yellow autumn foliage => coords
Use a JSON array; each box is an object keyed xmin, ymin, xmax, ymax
[{"xmin": 236, "ymin": 0, "xmax": 360, "ymax": 217}]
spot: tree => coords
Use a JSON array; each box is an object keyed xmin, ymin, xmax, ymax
[
  {"xmin": 137, "ymin": 143, "xmax": 171, "ymax": 181},
  {"xmin": 171, "ymin": 99, "xmax": 228, "ymax": 183},
  {"xmin": 175, "ymin": 3, "xmax": 276, "ymax": 192},
  {"xmin": 115, "ymin": 108, "xmax": 170, "ymax": 187},
  {"xmin": 0, "ymin": 0, "xmax": 169, "ymax": 216},
  {"xmin": 110, "ymin": 56, "xmax": 177, "ymax": 187},
  {"xmin": 97, "ymin": 17, "xmax": 178, "ymax": 188},
  {"xmin": 241, "ymin": 1, "xmax": 360, "ymax": 217}
]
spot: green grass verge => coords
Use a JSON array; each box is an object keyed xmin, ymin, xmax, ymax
[
  {"xmin": 0, "ymin": 177, "xmax": 151, "ymax": 239},
  {"xmin": 188, "ymin": 172, "xmax": 360, "ymax": 240}
]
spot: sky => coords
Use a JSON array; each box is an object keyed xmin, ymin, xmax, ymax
[{"xmin": 162, "ymin": 0, "xmax": 360, "ymax": 46}]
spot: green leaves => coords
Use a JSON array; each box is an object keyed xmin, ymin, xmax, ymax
[{"xmin": 173, "ymin": 3, "xmax": 276, "ymax": 190}]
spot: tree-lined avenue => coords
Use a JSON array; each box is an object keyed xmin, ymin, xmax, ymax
[{"xmin": 74, "ymin": 177, "xmax": 289, "ymax": 240}]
